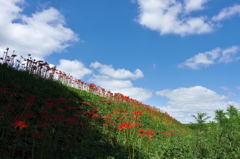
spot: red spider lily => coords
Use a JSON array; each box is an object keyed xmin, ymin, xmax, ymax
[
  {"xmin": 66, "ymin": 117, "xmax": 77, "ymax": 125},
  {"xmin": 0, "ymin": 88, "xmax": 7, "ymax": 92},
  {"xmin": 4, "ymin": 105, "xmax": 14, "ymax": 110},
  {"xmin": 45, "ymin": 98, "xmax": 51, "ymax": 102},
  {"xmin": 26, "ymin": 98, "xmax": 35, "ymax": 103},
  {"xmin": 165, "ymin": 132, "xmax": 171, "ymax": 135},
  {"xmin": 135, "ymin": 122, "xmax": 143, "ymax": 126},
  {"xmin": 40, "ymin": 110, "xmax": 49, "ymax": 114},
  {"xmin": 31, "ymin": 132, "xmax": 41, "ymax": 139},
  {"xmin": 133, "ymin": 117, "xmax": 140, "ymax": 120},
  {"xmin": 114, "ymin": 109, "xmax": 125, "ymax": 112},
  {"xmin": 88, "ymin": 83, "xmax": 97, "ymax": 91},
  {"xmin": 26, "ymin": 113, "xmax": 34, "ymax": 118},
  {"xmin": 58, "ymin": 108, "xmax": 67, "ymax": 113},
  {"xmin": 101, "ymin": 114, "xmax": 112, "ymax": 119},
  {"xmin": 73, "ymin": 114, "xmax": 80, "ymax": 119},
  {"xmin": 139, "ymin": 129, "xmax": 155, "ymax": 140},
  {"xmin": 65, "ymin": 105, "xmax": 76, "ymax": 110},
  {"xmin": 57, "ymin": 97, "xmax": 67, "ymax": 104},
  {"xmin": 138, "ymin": 129, "xmax": 145, "ymax": 136},
  {"xmin": 14, "ymin": 121, "xmax": 28, "ymax": 130},
  {"xmin": 45, "ymin": 103, "xmax": 58, "ymax": 107},
  {"xmin": 78, "ymin": 101, "xmax": 92, "ymax": 105},
  {"xmin": 118, "ymin": 122, "xmax": 132, "ymax": 131},
  {"xmin": 92, "ymin": 107, "xmax": 99, "ymax": 113},
  {"xmin": 133, "ymin": 111, "xmax": 142, "ymax": 116},
  {"xmin": 87, "ymin": 112, "xmax": 99, "ymax": 118},
  {"xmin": 122, "ymin": 113, "xmax": 128, "ymax": 118},
  {"xmin": 170, "ymin": 129, "xmax": 174, "ymax": 132}
]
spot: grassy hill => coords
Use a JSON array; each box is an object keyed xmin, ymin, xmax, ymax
[{"xmin": 1, "ymin": 54, "xmax": 240, "ymax": 158}]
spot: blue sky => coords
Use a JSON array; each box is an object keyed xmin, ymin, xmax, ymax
[{"xmin": 1, "ymin": 0, "xmax": 240, "ymax": 123}]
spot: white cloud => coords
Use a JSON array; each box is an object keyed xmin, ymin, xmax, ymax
[
  {"xmin": 218, "ymin": 46, "xmax": 240, "ymax": 63},
  {"xmin": 136, "ymin": 0, "xmax": 213, "ymax": 36},
  {"xmin": 178, "ymin": 48, "xmax": 220, "ymax": 69},
  {"xmin": 220, "ymin": 87, "xmax": 230, "ymax": 91},
  {"xmin": 212, "ymin": 4, "xmax": 240, "ymax": 21},
  {"xmin": 0, "ymin": 0, "xmax": 78, "ymax": 60},
  {"xmin": 156, "ymin": 86, "xmax": 227, "ymax": 108},
  {"xmin": 112, "ymin": 87, "xmax": 153, "ymax": 101},
  {"xmin": 90, "ymin": 62, "xmax": 144, "ymax": 80},
  {"xmin": 89, "ymin": 62, "xmax": 152, "ymax": 101},
  {"xmin": 179, "ymin": 46, "xmax": 240, "ymax": 69},
  {"xmin": 184, "ymin": 0, "xmax": 208, "ymax": 13},
  {"xmin": 89, "ymin": 75, "xmax": 133, "ymax": 90},
  {"xmin": 57, "ymin": 59, "xmax": 92, "ymax": 79},
  {"xmin": 156, "ymin": 86, "xmax": 240, "ymax": 123}
]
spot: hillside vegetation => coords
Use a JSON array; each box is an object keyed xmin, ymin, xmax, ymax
[{"xmin": 1, "ymin": 49, "xmax": 240, "ymax": 158}]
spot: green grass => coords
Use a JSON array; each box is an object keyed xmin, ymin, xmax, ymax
[{"xmin": 1, "ymin": 59, "xmax": 240, "ymax": 158}]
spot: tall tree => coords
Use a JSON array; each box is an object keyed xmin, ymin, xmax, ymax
[
  {"xmin": 214, "ymin": 109, "xmax": 227, "ymax": 125},
  {"xmin": 226, "ymin": 105, "xmax": 239, "ymax": 119},
  {"xmin": 192, "ymin": 112, "xmax": 211, "ymax": 125}
]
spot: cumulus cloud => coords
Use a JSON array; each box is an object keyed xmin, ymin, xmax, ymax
[
  {"xmin": 57, "ymin": 59, "xmax": 92, "ymax": 79},
  {"xmin": 156, "ymin": 86, "xmax": 227, "ymax": 108},
  {"xmin": 178, "ymin": 46, "xmax": 240, "ymax": 69},
  {"xmin": 156, "ymin": 86, "xmax": 240, "ymax": 123},
  {"xmin": 136, "ymin": 0, "xmax": 213, "ymax": 36},
  {"xmin": 89, "ymin": 62, "xmax": 152, "ymax": 101},
  {"xmin": 112, "ymin": 87, "xmax": 153, "ymax": 101},
  {"xmin": 136, "ymin": 0, "xmax": 240, "ymax": 36},
  {"xmin": 0, "ymin": 0, "xmax": 78, "ymax": 60},
  {"xmin": 90, "ymin": 62, "xmax": 144, "ymax": 80},
  {"xmin": 212, "ymin": 4, "xmax": 240, "ymax": 21},
  {"xmin": 184, "ymin": 0, "xmax": 208, "ymax": 13},
  {"xmin": 89, "ymin": 75, "xmax": 133, "ymax": 90},
  {"xmin": 219, "ymin": 46, "xmax": 240, "ymax": 63}
]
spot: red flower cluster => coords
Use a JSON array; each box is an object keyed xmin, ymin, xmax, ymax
[
  {"xmin": 4, "ymin": 105, "xmax": 14, "ymax": 110},
  {"xmin": 159, "ymin": 129, "xmax": 175, "ymax": 135},
  {"xmin": 25, "ymin": 95, "xmax": 35, "ymax": 107},
  {"xmin": 57, "ymin": 97, "xmax": 67, "ymax": 104},
  {"xmin": 133, "ymin": 111, "xmax": 142, "ymax": 116},
  {"xmin": 101, "ymin": 114, "xmax": 112, "ymax": 119},
  {"xmin": 78, "ymin": 101, "xmax": 92, "ymax": 105},
  {"xmin": 138, "ymin": 129, "xmax": 155, "ymax": 140},
  {"xmin": 14, "ymin": 121, "xmax": 28, "ymax": 131},
  {"xmin": 118, "ymin": 122, "xmax": 132, "ymax": 131}
]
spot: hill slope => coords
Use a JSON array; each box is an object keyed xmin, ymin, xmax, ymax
[{"xmin": 0, "ymin": 61, "xmax": 194, "ymax": 158}]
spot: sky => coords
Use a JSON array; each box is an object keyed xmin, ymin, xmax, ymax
[{"xmin": 1, "ymin": 0, "xmax": 240, "ymax": 123}]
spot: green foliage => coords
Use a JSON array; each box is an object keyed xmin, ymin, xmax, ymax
[{"xmin": 1, "ymin": 62, "xmax": 240, "ymax": 158}]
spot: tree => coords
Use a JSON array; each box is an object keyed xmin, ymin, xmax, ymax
[
  {"xmin": 226, "ymin": 105, "xmax": 239, "ymax": 119},
  {"xmin": 192, "ymin": 112, "xmax": 211, "ymax": 125},
  {"xmin": 214, "ymin": 109, "xmax": 227, "ymax": 125}
]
